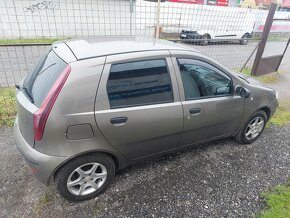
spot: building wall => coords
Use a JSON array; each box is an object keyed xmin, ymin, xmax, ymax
[
  {"xmin": 0, "ymin": 0, "xmax": 290, "ymax": 40},
  {"xmin": 0, "ymin": 0, "xmax": 135, "ymax": 39},
  {"xmin": 137, "ymin": 0, "xmax": 290, "ymax": 35}
]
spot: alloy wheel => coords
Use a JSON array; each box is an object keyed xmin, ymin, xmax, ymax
[
  {"xmin": 245, "ymin": 116, "xmax": 265, "ymax": 141},
  {"xmin": 67, "ymin": 162, "xmax": 107, "ymax": 196}
]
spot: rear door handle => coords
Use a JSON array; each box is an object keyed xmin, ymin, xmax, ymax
[
  {"xmin": 189, "ymin": 108, "xmax": 201, "ymax": 114},
  {"xmin": 110, "ymin": 117, "xmax": 128, "ymax": 125}
]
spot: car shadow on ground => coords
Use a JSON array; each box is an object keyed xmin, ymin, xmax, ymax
[{"xmin": 115, "ymin": 137, "xmax": 236, "ymax": 176}]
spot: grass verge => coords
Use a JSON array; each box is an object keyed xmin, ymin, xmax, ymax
[
  {"xmin": 252, "ymin": 35, "xmax": 290, "ymax": 42},
  {"xmin": 267, "ymin": 103, "xmax": 290, "ymax": 127},
  {"xmin": 240, "ymin": 67, "xmax": 280, "ymax": 84},
  {"xmin": 0, "ymin": 38, "xmax": 64, "ymax": 45},
  {"xmin": 259, "ymin": 180, "xmax": 290, "ymax": 218},
  {"xmin": 0, "ymin": 88, "xmax": 16, "ymax": 126}
]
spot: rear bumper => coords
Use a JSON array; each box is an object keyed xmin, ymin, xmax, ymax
[{"xmin": 14, "ymin": 116, "xmax": 68, "ymax": 185}]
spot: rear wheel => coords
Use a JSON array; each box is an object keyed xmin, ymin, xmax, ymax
[
  {"xmin": 240, "ymin": 34, "xmax": 250, "ymax": 45},
  {"xmin": 234, "ymin": 110, "xmax": 267, "ymax": 144},
  {"xmin": 55, "ymin": 153, "xmax": 115, "ymax": 202}
]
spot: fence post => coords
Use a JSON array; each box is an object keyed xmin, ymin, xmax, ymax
[
  {"xmin": 11, "ymin": 0, "xmax": 21, "ymax": 39},
  {"xmin": 251, "ymin": 3, "xmax": 277, "ymax": 76},
  {"xmin": 129, "ymin": 0, "xmax": 133, "ymax": 36},
  {"xmin": 155, "ymin": 0, "xmax": 161, "ymax": 39}
]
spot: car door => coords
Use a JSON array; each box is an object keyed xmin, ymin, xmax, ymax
[
  {"xmin": 213, "ymin": 28, "xmax": 237, "ymax": 40},
  {"xmin": 171, "ymin": 56, "xmax": 244, "ymax": 147},
  {"xmin": 95, "ymin": 51, "xmax": 183, "ymax": 160}
]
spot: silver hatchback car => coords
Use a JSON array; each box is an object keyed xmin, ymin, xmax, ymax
[{"xmin": 14, "ymin": 37, "xmax": 278, "ymax": 201}]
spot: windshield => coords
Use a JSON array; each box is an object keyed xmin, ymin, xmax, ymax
[{"xmin": 23, "ymin": 48, "xmax": 67, "ymax": 107}]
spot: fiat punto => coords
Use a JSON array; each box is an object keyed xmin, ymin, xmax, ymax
[{"xmin": 14, "ymin": 37, "xmax": 278, "ymax": 201}]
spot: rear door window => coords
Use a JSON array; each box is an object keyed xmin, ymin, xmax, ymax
[
  {"xmin": 107, "ymin": 59, "xmax": 174, "ymax": 109},
  {"xmin": 23, "ymin": 48, "xmax": 67, "ymax": 107}
]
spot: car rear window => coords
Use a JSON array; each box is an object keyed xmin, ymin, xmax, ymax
[{"xmin": 23, "ymin": 48, "xmax": 67, "ymax": 107}]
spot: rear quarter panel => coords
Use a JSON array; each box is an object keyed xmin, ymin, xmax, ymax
[{"xmin": 34, "ymin": 57, "xmax": 128, "ymax": 167}]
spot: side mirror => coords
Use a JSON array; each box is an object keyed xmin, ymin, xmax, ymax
[{"xmin": 235, "ymin": 85, "xmax": 251, "ymax": 98}]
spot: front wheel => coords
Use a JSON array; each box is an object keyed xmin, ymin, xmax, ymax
[
  {"xmin": 55, "ymin": 153, "xmax": 115, "ymax": 202},
  {"xmin": 234, "ymin": 110, "xmax": 267, "ymax": 144},
  {"xmin": 240, "ymin": 34, "xmax": 250, "ymax": 45}
]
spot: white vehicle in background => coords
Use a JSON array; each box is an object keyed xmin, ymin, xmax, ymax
[{"xmin": 180, "ymin": 28, "xmax": 253, "ymax": 46}]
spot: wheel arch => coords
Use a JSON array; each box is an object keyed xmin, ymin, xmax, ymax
[
  {"xmin": 49, "ymin": 150, "xmax": 122, "ymax": 185},
  {"xmin": 203, "ymin": 33, "xmax": 211, "ymax": 39},
  {"xmin": 234, "ymin": 106, "xmax": 269, "ymax": 143},
  {"xmin": 246, "ymin": 107, "xmax": 270, "ymax": 122},
  {"xmin": 234, "ymin": 106, "xmax": 270, "ymax": 137},
  {"xmin": 259, "ymin": 106, "xmax": 271, "ymax": 121},
  {"xmin": 241, "ymin": 32, "xmax": 251, "ymax": 39}
]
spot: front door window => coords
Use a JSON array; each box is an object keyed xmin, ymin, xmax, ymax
[{"xmin": 177, "ymin": 59, "xmax": 232, "ymax": 100}]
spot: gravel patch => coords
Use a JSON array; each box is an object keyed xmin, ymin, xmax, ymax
[{"xmin": 0, "ymin": 125, "xmax": 289, "ymax": 218}]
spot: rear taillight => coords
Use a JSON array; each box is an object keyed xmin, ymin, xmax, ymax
[{"xmin": 33, "ymin": 65, "xmax": 71, "ymax": 141}]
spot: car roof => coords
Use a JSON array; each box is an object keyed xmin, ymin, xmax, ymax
[{"xmin": 57, "ymin": 36, "xmax": 200, "ymax": 61}]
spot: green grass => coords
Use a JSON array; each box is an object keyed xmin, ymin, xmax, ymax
[
  {"xmin": 240, "ymin": 67, "xmax": 280, "ymax": 84},
  {"xmin": 257, "ymin": 73, "xmax": 280, "ymax": 84},
  {"xmin": 0, "ymin": 38, "xmax": 64, "ymax": 45},
  {"xmin": 259, "ymin": 180, "xmax": 290, "ymax": 218},
  {"xmin": 0, "ymin": 88, "xmax": 16, "ymax": 126},
  {"xmin": 252, "ymin": 35, "xmax": 290, "ymax": 42},
  {"xmin": 267, "ymin": 103, "xmax": 290, "ymax": 127},
  {"xmin": 266, "ymin": 36, "xmax": 290, "ymax": 42}
]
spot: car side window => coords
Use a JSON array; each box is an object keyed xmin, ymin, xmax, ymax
[
  {"xmin": 177, "ymin": 59, "xmax": 232, "ymax": 100},
  {"xmin": 107, "ymin": 59, "xmax": 174, "ymax": 109}
]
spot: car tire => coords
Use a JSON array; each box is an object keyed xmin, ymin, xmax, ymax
[
  {"xmin": 234, "ymin": 110, "xmax": 267, "ymax": 144},
  {"xmin": 201, "ymin": 34, "xmax": 210, "ymax": 46},
  {"xmin": 240, "ymin": 34, "xmax": 250, "ymax": 45},
  {"xmin": 55, "ymin": 153, "xmax": 115, "ymax": 202}
]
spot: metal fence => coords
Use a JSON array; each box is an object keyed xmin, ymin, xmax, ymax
[
  {"xmin": 0, "ymin": 0, "xmax": 290, "ymax": 107},
  {"xmin": 1, "ymin": 0, "xmax": 289, "ymax": 39}
]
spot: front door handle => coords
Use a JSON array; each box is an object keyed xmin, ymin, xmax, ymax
[
  {"xmin": 110, "ymin": 117, "xmax": 128, "ymax": 125},
  {"xmin": 189, "ymin": 108, "xmax": 201, "ymax": 114}
]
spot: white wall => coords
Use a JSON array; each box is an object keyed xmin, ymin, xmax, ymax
[
  {"xmin": 0, "ymin": 0, "xmax": 289, "ymax": 39},
  {"xmin": 0, "ymin": 0, "xmax": 135, "ymax": 39}
]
